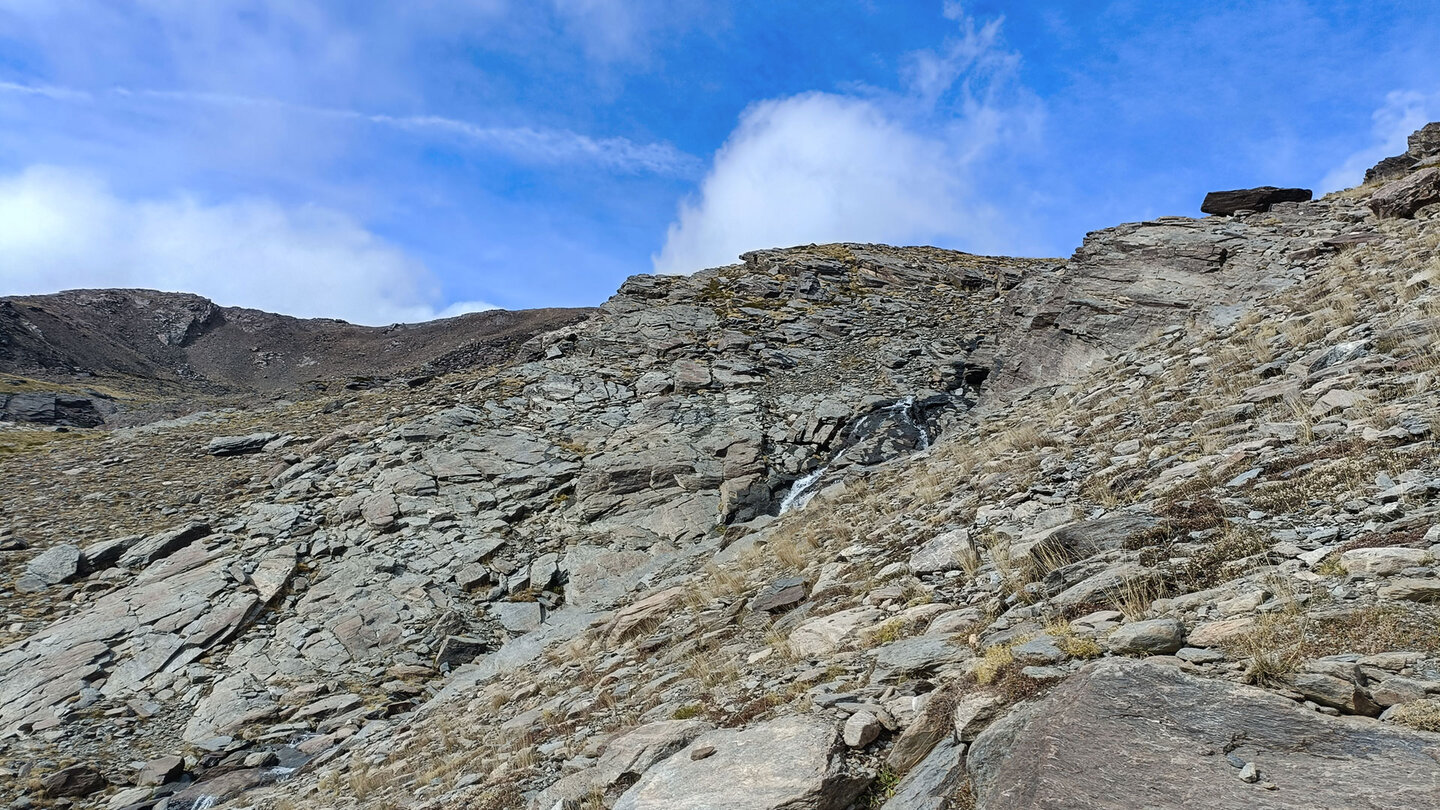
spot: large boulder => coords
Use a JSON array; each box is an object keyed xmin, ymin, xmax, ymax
[
  {"xmin": 1369, "ymin": 167, "xmax": 1440, "ymax": 219},
  {"xmin": 968, "ymin": 658, "xmax": 1440, "ymax": 809},
  {"xmin": 1200, "ymin": 187, "xmax": 1312, "ymax": 215},
  {"xmin": 117, "ymin": 522, "xmax": 212, "ymax": 569},
  {"xmin": 0, "ymin": 393, "xmax": 108, "ymax": 427},
  {"xmin": 17, "ymin": 543, "xmax": 86, "ymax": 592},
  {"xmin": 908, "ymin": 529, "xmax": 974, "ymax": 574},
  {"xmin": 41, "ymin": 764, "xmax": 107, "ymax": 798},
  {"xmin": 1107, "ymin": 618, "xmax": 1186, "ymax": 655},
  {"xmin": 613, "ymin": 716, "xmax": 868, "ymax": 810}
]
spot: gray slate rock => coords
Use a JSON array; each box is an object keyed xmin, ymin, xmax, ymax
[
  {"xmin": 1108, "ymin": 618, "xmax": 1185, "ymax": 655},
  {"xmin": 80, "ymin": 534, "xmax": 140, "ymax": 570},
  {"xmin": 873, "ymin": 636, "xmax": 970, "ymax": 674},
  {"xmin": 41, "ymin": 763, "xmax": 107, "ymax": 798},
  {"xmin": 118, "ymin": 522, "xmax": 212, "ymax": 569},
  {"xmin": 1292, "ymin": 672, "xmax": 1382, "ymax": 717},
  {"xmin": 137, "ymin": 754, "xmax": 185, "ymax": 786},
  {"xmin": 22, "ymin": 543, "xmax": 86, "ymax": 589},
  {"xmin": 1379, "ymin": 578, "xmax": 1440, "ymax": 603},
  {"xmin": 532, "ymin": 720, "xmax": 712, "ymax": 809},
  {"xmin": 1011, "ymin": 635, "xmax": 1066, "ymax": 666},
  {"xmin": 880, "ymin": 736, "xmax": 967, "ymax": 810},
  {"xmin": 750, "ymin": 577, "xmax": 808, "ymax": 613},
  {"xmin": 843, "ymin": 710, "xmax": 882, "ymax": 748},
  {"xmin": 968, "ymin": 658, "xmax": 1440, "ymax": 809},
  {"xmin": 887, "ymin": 686, "xmax": 958, "ymax": 774},
  {"xmin": 435, "ymin": 635, "xmax": 488, "ymax": 670},
  {"xmin": 492, "ymin": 601, "xmax": 544, "ymax": 634},
  {"xmin": 908, "ymin": 529, "xmax": 974, "ymax": 574},
  {"xmin": 1369, "ymin": 167, "xmax": 1440, "ymax": 219},
  {"xmin": 613, "ymin": 716, "xmax": 867, "ymax": 810}
]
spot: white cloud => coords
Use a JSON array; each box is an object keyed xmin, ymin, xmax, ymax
[
  {"xmin": 653, "ymin": 5, "xmax": 1038, "ymax": 275},
  {"xmin": 0, "ymin": 166, "xmax": 491, "ymax": 325},
  {"xmin": 653, "ymin": 93, "xmax": 989, "ymax": 274},
  {"xmin": 1320, "ymin": 89, "xmax": 1440, "ymax": 192}
]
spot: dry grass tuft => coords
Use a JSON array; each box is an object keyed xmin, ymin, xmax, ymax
[{"xmin": 1389, "ymin": 699, "xmax": 1440, "ymax": 732}]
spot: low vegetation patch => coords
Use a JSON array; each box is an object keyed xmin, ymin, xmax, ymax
[
  {"xmin": 1389, "ymin": 699, "xmax": 1440, "ymax": 732},
  {"xmin": 1227, "ymin": 602, "xmax": 1440, "ymax": 684}
]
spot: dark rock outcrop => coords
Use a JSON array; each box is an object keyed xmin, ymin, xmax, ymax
[
  {"xmin": 0, "ymin": 392, "xmax": 110, "ymax": 427},
  {"xmin": 1200, "ymin": 186, "xmax": 1312, "ymax": 216}
]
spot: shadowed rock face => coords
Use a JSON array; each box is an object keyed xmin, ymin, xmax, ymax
[{"xmin": 968, "ymin": 659, "xmax": 1440, "ymax": 810}]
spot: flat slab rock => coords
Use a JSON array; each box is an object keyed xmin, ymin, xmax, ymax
[
  {"xmin": 612, "ymin": 715, "xmax": 868, "ymax": 810},
  {"xmin": 1200, "ymin": 186, "xmax": 1312, "ymax": 215},
  {"xmin": 968, "ymin": 658, "xmax": 1440, "ymax": 809},
  {"xmin": 205, "ymin": 432, "xmax": 279, "ymax": 456}
]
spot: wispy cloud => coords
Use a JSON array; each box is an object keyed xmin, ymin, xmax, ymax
[
  {"xmin": 0, "ymin": 81, "xmax": 700, "ymax": 176},
  {"xmin": 0, "ymin": 79, "xmax": 91, "ymax": 101},
  {"xmin": 370, "ymin": 114, "xmax": 700, "ymax": 175}
]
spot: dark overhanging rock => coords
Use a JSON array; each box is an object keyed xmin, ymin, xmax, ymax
[{"xmin": 1200, "ymin": 186, "xmax": 1312, "ymax": 216}]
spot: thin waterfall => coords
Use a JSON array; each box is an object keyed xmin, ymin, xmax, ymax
[{"xmin": 778, "ymin": 466, "xmax": 827, "ymax": 514}]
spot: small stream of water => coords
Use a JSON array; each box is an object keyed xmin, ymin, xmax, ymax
[{"xmin": 778, "ymin": 396, "xmax": 933, "ymax": 514}]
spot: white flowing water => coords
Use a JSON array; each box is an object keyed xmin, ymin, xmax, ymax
[
  {"xmin": 778, "ymin": 466, "xmax": 827, "ymax": 514},
  {"xmin": 779, "ymin": 396, "xmax": 932, "ymax": 515},
  {"xmin": 191, "ymin": 797, "xmax": 218, "ymax": 810},
  {"xmin": 886, "ymin": 396, "xmax": 930, "ymax": 450}
]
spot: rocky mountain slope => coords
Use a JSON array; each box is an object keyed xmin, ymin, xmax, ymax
[
  {"xmin": 3, "ymin": 124, "xmax": 1440, "ymax": 810},
  {"xmin": 0, "ymin": 288, "xmax": 590, "ymax": 426}
]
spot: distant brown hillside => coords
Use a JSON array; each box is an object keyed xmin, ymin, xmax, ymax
[{"xmin": 0, "ymin": 289, "xmax": 592, "ymax": 396}]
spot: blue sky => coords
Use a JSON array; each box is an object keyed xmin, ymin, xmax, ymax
[{"xmin": 0, "ymin": 1, "xmax": 1438, "ymax": 324}]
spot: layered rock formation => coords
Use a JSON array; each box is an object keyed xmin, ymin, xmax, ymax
[{"xmin": 2, "ymin": 125, "xmax": 1440, "ymax": 810}]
